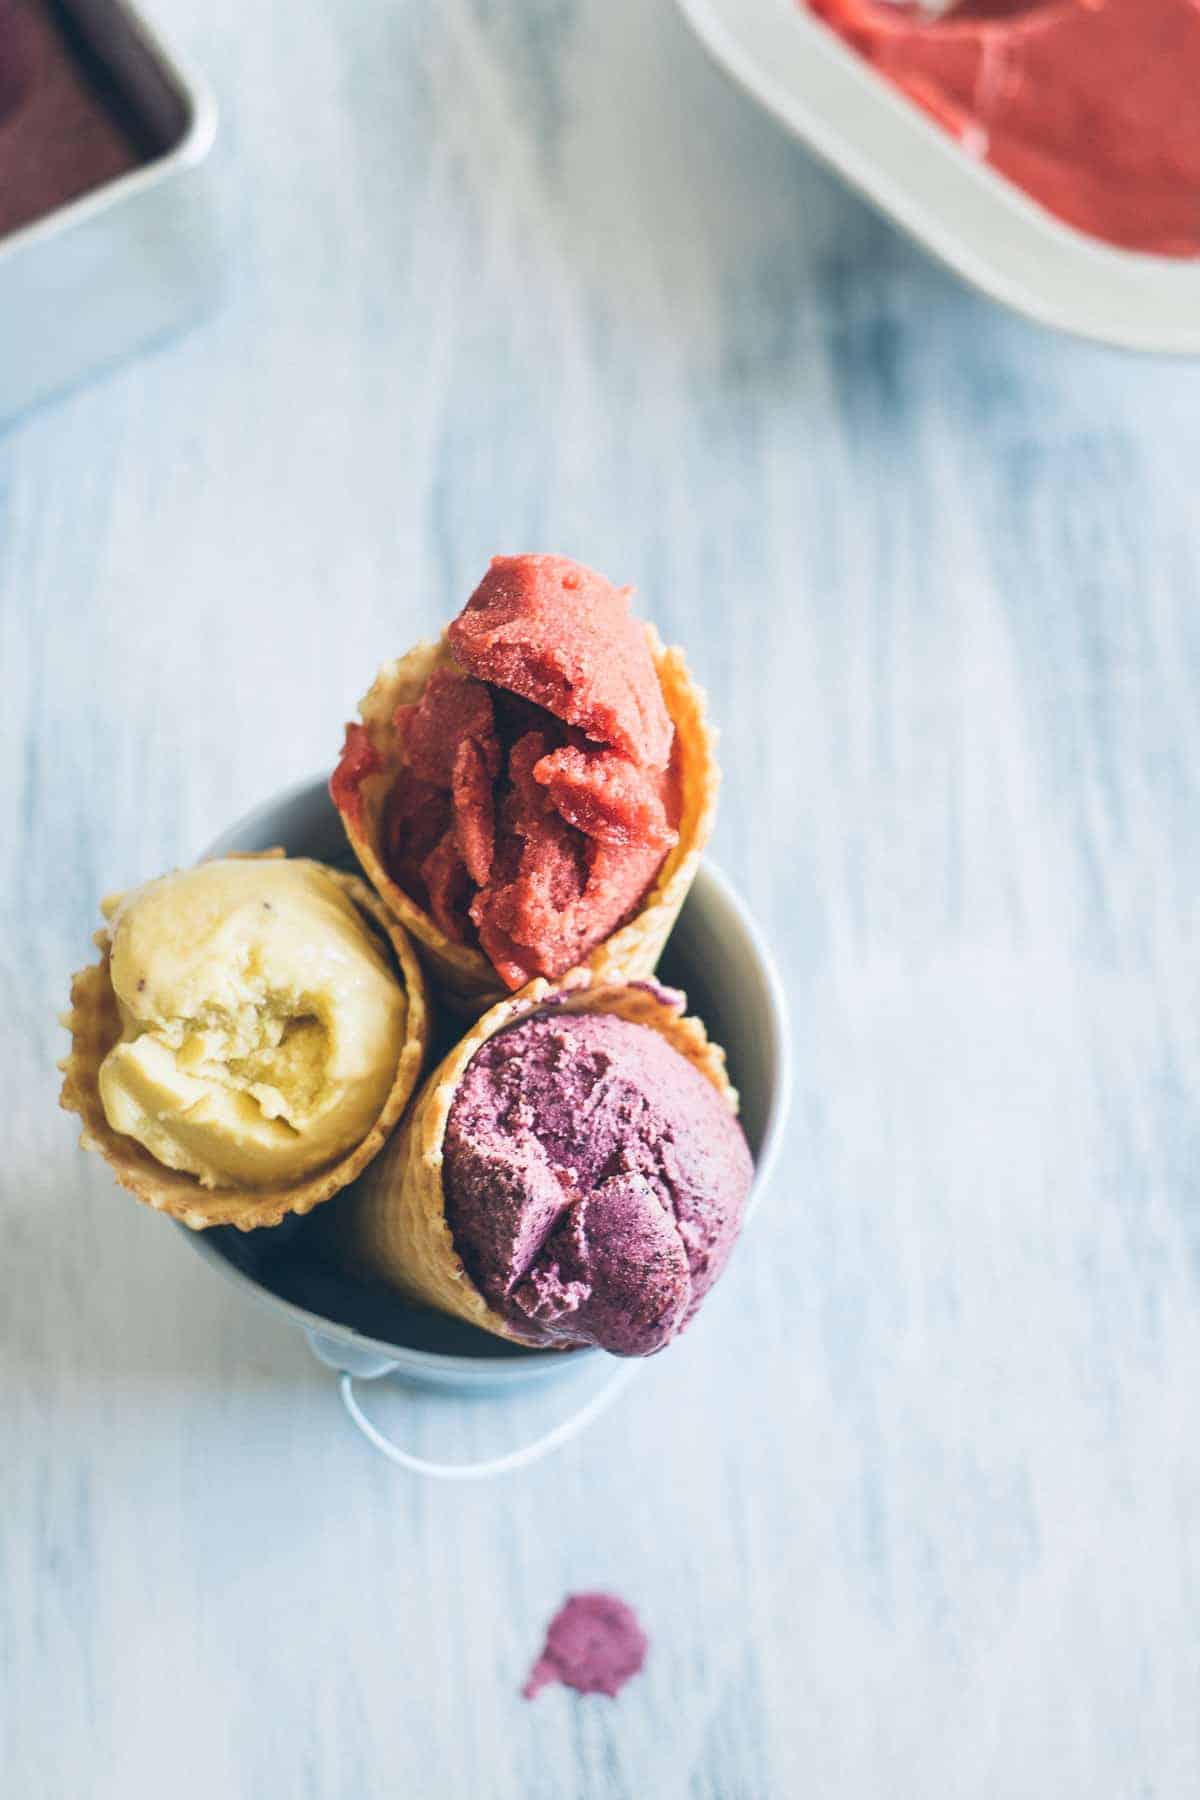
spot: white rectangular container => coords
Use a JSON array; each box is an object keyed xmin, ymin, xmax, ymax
[
  {"xmin": 0, "ymin": 0, "xmax": 219, "ymax": 427},
  {"xmin": 676, "ymin": 0, "xmax": 1200, "ymax": 353}
]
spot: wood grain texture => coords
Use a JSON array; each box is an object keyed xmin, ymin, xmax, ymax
[{"xmin": 5, "ymin": 1, "xmax": 1200, "ymax": 1794}]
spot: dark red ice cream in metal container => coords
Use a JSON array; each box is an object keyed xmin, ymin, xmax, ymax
[{"xmin": 0, "ymin": 0, "xmax": 219, "ymax": 424}]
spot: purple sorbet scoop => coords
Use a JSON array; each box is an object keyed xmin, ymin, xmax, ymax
[{"xmin": 443, "ymin": 1010, "xmax": 753, "ymax": 1356}]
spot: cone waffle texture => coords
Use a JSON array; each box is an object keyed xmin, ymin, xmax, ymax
[
  {"xmin": 334, "ymin": 627, "xmax": 719, "ymax": 1015},
  {"xmin": 341, "ymin": 973, "xmax": 739, "ymax": 1345},
  {"xmin": 58, "ymin": 862, "xmax": 429, "ymax": 1232}
]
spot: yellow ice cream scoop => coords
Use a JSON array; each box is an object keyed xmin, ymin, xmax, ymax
[{"xmin": 97, "ymin": 858, "xmax": 409, "ymax": 1189}]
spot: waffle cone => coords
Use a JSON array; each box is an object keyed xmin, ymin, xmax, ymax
[
  {"xmin": 58, "ymin": 862, "xmax": 429, "ymax": 1232},
  {"xmin": 340, "ymin": 973, "xmax": 739, "ymax": 1344},
  {"xmin": 332, "ymin": 627, "xmax": 718, "ymax": 1015}
]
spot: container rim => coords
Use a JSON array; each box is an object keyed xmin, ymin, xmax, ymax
[
  {"xmin": 0, "ymin": 0, "xmax": 218, "ymax": 270},
  {"xmin": 675, "ymin": 0, "xmax": 1200, "ymax": 355}
]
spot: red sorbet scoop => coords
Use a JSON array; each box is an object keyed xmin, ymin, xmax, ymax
[
  {"xmin": 376, "ymin": 555, "xmax": 680, "ymax": 988},
  {"xmin": 448, "ymin": 554, "xmax": 674, "ymax": 769}
]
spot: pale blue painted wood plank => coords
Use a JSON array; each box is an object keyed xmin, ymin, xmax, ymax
[{"xmin": 4, "ymin": 0, "xmax": 1200, "ymax": 1794}]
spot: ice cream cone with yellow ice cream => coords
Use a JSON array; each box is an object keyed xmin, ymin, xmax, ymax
[{"xmin": 60, "ymin": 855, "xmax": 428, "ymax": 1231}]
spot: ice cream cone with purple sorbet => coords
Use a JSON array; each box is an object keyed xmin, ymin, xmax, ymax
[
  {"xmin": 330, "ymin": 554, "xmax": 718, "ymax": 1015},
  {"xmin": 340, "ymin": 975, "xmax": 754, "ymax": 1357}
]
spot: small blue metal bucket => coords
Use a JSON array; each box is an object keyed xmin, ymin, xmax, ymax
[{"xmin": 182, "ymin": 779, "xmax": 791, "ymax": 1399}]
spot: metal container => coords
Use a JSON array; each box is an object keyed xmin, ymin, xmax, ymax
[
  {"xmin": 675, "ymin": 0, "xmax": 1200, "ymax": 354},
  {"xmin": 0, "ymin": 0, "xmax": 219, "ymax": 427},
  {"xmin": 182, "ymin": 778, "xmax": 792, "ymax": 1395}
]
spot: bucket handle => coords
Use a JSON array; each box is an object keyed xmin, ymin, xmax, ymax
[{"xmin": 339, "ymin": 1360, "xmax": 641, "ymax": 1480}]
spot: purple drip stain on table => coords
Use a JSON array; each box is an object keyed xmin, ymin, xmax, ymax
[{"xmin": 522, "ymin": 1593, "xmax": 648, "ymax": 1700}]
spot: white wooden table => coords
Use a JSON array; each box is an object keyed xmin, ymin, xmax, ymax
[{"xmin": 6, "ymin": 2, "xmax": 1200, "ymax": 1794}]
